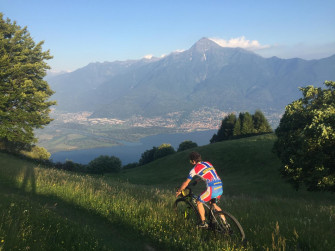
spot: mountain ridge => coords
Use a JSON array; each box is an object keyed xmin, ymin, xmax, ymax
[{"xmin": 47, "ymin": 38, "xmax": 335, "ymax": 121}]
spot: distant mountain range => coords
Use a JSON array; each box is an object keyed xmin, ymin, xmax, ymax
[{"xmin": 47, "ymin": 37, "xmax": 335, "ymax": 120}]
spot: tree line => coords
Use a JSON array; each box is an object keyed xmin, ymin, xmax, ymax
[
  {"xmin": 210, "ymin": 110, "xmax": 272, "ymax": 143},
  {"xmin": 124, "ymin": 140, "xmax": 198, "ymax": 168}
]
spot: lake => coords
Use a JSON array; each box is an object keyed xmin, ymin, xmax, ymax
[{"xmin": 51, "ymin": 130, "xmax": 216, "ymax": 165}]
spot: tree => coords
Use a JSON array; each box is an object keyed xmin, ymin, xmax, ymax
[
  {"xmin": 233, "ymin": 117, "xmax": 241, "ymax": 136},
  {"xmin": 0, "ymin": 13, "xmax": 55, "ymax": 152},
  {"xmin": 253, "ymin": 110, "xmax": 272, "ymax": 133},
  {"xmin": 210, "ymin": 113, "xmax": 236, "ymax": 143},
  {"xmin": 21, "ymin": 145, "xmax": 51, "ymax": 160},
  {"xmin": 178, "ymin": 140, "xmax": 198, "ymax": 152},
  {"xmin": 154, "ymin": 143, "xmax": 175, "ymax": 159},
  {"xmin": 274, "ymin": 81, "xmax": 335, "ymax": 191},
  {"xmin": 240, "ymin": 112, "xmax": 254, "ymax": 135},
  {"xmin": 87, "ymin": 155, "xmax": 122, "ymax": 174},
  {"xmin": 139, "ymin": 147, "xmax": 158, "ymax": 165}
]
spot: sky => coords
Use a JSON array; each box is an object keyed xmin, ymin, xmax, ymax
[{"xmin": 2, "ymin": 0, "xmax": 335, "ymax": 72}]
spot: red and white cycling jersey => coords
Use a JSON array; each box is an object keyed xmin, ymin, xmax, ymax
[
  {"xmin": 187, "ymin": 161, "xmax": 223, "ymax": 203},
  {"xmin": 188, "ymin": 161, "xmax": 221, "ymax": 186}
]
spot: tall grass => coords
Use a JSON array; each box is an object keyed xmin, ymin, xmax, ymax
[{"xmin": 0, "ymin": 134, "xmax": 334, "ymax": 250}]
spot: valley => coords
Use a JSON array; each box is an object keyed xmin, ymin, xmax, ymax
[{"xmin": 36, "ymin": 108, "xmax": 282, "ymax": 154}]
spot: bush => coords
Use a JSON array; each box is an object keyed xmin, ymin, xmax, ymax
[
  {"xmin": 154, "ymin": 143, "xmax": 175, "ymax": 159},
  {"xmin": 139, "ymin": 147, "xmax": 158, "ymax": 166},
  {"xmin": 21, "ymin": 146, "xmax": 51, "ymax": 160},
  {"xmin": 54, "ymin": 160, "xmax": 87, "ymax": 172},
  {"xmin": 87, "ymin": 155, "xmax": 122, "ymax": 174},
  {"xmin": 123, "ymin": 162, "xmax": 139, "ymax": 169},
  {"xmin": 177, "ymin": 140, "xmax": 198, "ymax": 152}
]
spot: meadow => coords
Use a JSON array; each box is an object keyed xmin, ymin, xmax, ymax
[{"xmin": 0, "ymin": 134, "xmax": 334, "ymax": 250}]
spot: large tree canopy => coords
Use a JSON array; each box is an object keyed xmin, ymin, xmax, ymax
[
  {"xmin": 274, "ymin": 81, "xmax": 335, "ymax": 192},
  {"xmin": 0, "ymin": 13, "xmax": 55, "ymax": 152}
]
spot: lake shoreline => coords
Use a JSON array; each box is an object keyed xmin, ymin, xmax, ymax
[{"xmin": 51, "ymin": 130, "xmax": 216, "ymax": 165}]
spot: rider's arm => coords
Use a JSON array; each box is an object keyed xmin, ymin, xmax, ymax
[{"xmin": 176, "ymin": 178, "xmax": 191, "ymax": 197}]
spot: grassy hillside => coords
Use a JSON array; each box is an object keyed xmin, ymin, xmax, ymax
[
  {"xmin": 120, "ymin": 134, "xmax": 297, "ymax": 196},
  {"xmin": 113, "ymin": 133, "xmax": 335, "ymax": 250},
  {"xmin": 0, "ymin": 134, "xmax": 334, "ymax": 250}
]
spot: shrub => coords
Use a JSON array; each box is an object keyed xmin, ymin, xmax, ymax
[
  {"xmin": 154, "ymin": 143, "xmax": 175, "ymax": 159},
  {"xmin": 20, "ymin": 146, "xmax": 51, "ymax": 160},
  {"xmin": 87, "ymin": 155, "xmax": 122, "ymax": 174},
  {"xmin": 177, "ymin": 140, "xmax": 198, "ymax": 152},
  {"xmin": 139, "ymin": 147, "xmax": 158, "ymax": 166},
  {"xmin": 123, "ymin": 162, "xmax": 139, "ymax": 169}
]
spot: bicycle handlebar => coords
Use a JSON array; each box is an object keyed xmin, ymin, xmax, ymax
[{"xmin": 176, "ymin": 180, "xmax": 198, "ymax": 198}]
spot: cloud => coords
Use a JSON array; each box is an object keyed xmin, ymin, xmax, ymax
[
  {"xmin": 209, "ymin": 36, "xmax": 270, "ymax": 51},
  {"xmin": 143, "ymin": 54, "xmax": 154, "ymax": 59}
]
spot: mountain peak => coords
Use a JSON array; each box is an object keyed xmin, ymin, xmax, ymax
[{"xmin": 191, "ymin": 37, "xmax": 222, "ymax": 52}]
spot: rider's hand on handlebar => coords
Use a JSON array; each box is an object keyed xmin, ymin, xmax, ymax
[{"xmin": 176, "ymin": 187, "xmax": 182, "ymax": 197}]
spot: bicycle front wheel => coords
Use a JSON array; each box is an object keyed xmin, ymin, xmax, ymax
[
  {"xmin": 174, "ymin": 198, "xmax": 200, "ymax": 226},
  {"xmin": 214, "ymin": 211, "xmax": 245, "ymax": 242}
]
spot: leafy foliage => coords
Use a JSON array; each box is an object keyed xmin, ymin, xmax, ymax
[
  {"xmin": 87, "ymin": 155, "xmax": 122, "ymax": 174},
  {"xmin": 0, "ymin": 13, "xmax": 55, "ymax": 152},
  {"xmin": 122, "ymin": 162, "xmax": 139, "ymax": 169},
  {"xmin": 274, "ymin": 81, "xmax": 335, "ymax": 191},
  {"xmin": 177, "ymin": 140, "xmax": 198, "ymax": 152},
  {"xmin": 154, "ymin": 143, "xmax": 175, "ymax": 159},
  {"xmin": 253, "ymin": 110, "xmax": 272, "ymax": 133},
  {"xmin": 139, "ymin": 146, "xmax": 158, "ymax": 166},
  {"xmin": 20, "ymin": 145, "xmax": 51, "ymax": 160},
  {"xmin": 139, "ymin": 143, "xmax": 176, "ymax": 166},
  {"xmin": 210, "ymin": 110, "xmax": 272, "ymax": 143}
]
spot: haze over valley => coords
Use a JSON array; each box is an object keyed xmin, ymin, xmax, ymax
[{"xmin": 38, "ymin": 38, "xmax": 335, "ymax": 155}]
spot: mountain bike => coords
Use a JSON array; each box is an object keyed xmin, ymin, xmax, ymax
[{"xmin": 174, "ymin": 185, "xmax": 245, "ymax": 242}]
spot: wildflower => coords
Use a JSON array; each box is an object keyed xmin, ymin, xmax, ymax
[{"xmin": 1, "ymin": 239, "xmax": 4, "ymax": 243}]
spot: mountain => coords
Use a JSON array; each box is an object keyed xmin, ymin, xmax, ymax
[{"xmin": 48, "ymin": 38, "xmax": 335, "ymax": 119}]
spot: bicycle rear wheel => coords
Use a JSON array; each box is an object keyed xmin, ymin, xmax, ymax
[
  {"xmin": 213, "ymin": 211, "xmax": 245, "ymax": 242},
  {"xmin": 174, "ymin": 198, "xmax": 200, "ymax": 226}
]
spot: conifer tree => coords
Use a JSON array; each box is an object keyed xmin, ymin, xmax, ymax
[
  {"xmin": 233, "ymin": 117, "xmax": 241, "ymax": 136},
  {"xmin": 0, "ymin": 14, "xmax": 55, "ymax": 152},
  {"xmin": 240, "ymin": 112, "xmax": 254, "ymax": 135},
  {"xmin": 253, "ymin": 110, "xmax": 272, "ymax": 133},
  {"xmin": 211, "ymin": 113, "xmax": 236, "ymax": 142}
]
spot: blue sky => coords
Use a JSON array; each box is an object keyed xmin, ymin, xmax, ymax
[{"xmin": 2, "ymin": 0, "xmax": 335, "ymax": 72}]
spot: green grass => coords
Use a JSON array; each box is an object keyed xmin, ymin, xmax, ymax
[{"xmin": 0, "ymin": 134, "xmax": 334, "ymax": 250}]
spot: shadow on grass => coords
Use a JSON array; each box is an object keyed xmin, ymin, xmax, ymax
[
  {"xmin": 0, "ymin": 181, "xmax": 158, "ymax": 251},
  {"xmin": 20, "ymin": 165, "xmax": 36, "ymax": 194}
]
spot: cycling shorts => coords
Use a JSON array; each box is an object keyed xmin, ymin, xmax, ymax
[{"xmin": 198, "ymin": 182, "xmax": 223, "ymax": 203}]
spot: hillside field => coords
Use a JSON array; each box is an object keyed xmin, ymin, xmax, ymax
[{"xmin": 0, "ymin": 134, "xmax": 334, "ymax": 250}]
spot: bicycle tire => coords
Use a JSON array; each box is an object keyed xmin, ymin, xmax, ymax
[
  {"xmin": 174, "ymin": 198, "xmax": 200, "ymax": 226},
  {"xmin": 213, "ymin": 210, "xmax": 245, "ymax": 242}
]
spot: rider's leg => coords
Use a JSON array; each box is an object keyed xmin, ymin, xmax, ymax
[
  {"xmin": 212, "ymin": 203, "xmax": 222, "ymax": 212},
  {"xmin": 211, "ymin": 202, "xmax": 226, "ymax": 222},
  {"xmin": 196, "ymin": 200, "xmax": 206, "ymax": 222}
]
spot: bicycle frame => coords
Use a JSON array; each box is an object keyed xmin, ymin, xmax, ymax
[
  {"xmin": 179, "ymin": 187, "xmax": 222, "ymax": 228},
  {"xmin": 176, "ymin": 186, "xmax": 246, "ymax": 242}
]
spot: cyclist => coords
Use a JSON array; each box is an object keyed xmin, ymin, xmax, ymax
[{"xmin": 176, "ymin": 151, "xmax": 224, "ymax": 228}]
